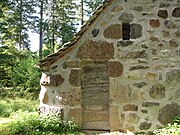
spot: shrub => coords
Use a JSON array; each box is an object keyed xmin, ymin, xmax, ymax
[
  {"xmin": 153, "ymin": 116, "xmax": 180, "ymax": 135},
  {"xmin": 7, "ymin": 113, "xmax": 82, "ymax": 135},
  {"xmin": 153, "ymin": 123, "xmax": 180, "ymax": 135}
]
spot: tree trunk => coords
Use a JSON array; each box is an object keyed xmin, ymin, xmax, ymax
[
  {"xmin": 19, "ymin": 0, "xmax": 23, "ymax": 50},
  {"xmin": 52, "ymin": 0, "xmax": 55, "ymax": 53},
  {"xmin": 39, "ymin": 0, "xmax": 43, "ymax": 59},
  {"xmin": 81, "ymin": 0, "xmax": 84, "ymax": 25}
]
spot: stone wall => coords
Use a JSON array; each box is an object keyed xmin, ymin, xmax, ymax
[{"xmin": 39, "ymin": 0, "xmax": 180, "ymax": 134}]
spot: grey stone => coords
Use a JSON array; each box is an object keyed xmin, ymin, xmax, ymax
[
  {"xmin": 176, "ymin": 49, "xmax": 180, "ymax": 56},
  {"xmin": 166, "ymin": 69, "xmax": 180, "ymax": 83},
  {"xmin": 117, "ymin": 40, "xmax": 134, "ymax": 47},
  {"xmin": 158, "ymin": 10, "xmax": 168, "ymax": 19},
  {"xmin": 130, "ymin": 24, "xmax": 142, "ymax": 39},
  {"xmin": 133, "ymin": 82, "xmax": 147, "ymax": 88},
  {"xmin": 141, "ymin": 109, "xmax": 148, "ymax": 113},
  {"xmin": 139, "ymin": 122, "xmax": 152, "ymax": 130},
  {"xmin": 133, "ymin": 5, "xmax": 143, "ymax": 12},
  {"xmin": 69, "ymin": 69, "xmax": 81, "ymax": 87},
  {"xmin": 175, "ymin": 30, "xmax": 180, "ymax": 37},
  {"xmin": 149, "ymin": 84, "xmax": 166, "ymax": 99},
  {"xmin": 91, "ymin": 29, "xmax": 100, "ymax": 37},
  {"xmin": 169, "ymin": 39, "xmax": 179, "ymax": 48},
  {"xmin": 172, "ymin": 7, "xmax": 180, "ymax": 17},
  {"xmin": 164, "ymin": 20, "xmax": 176, "ymax": 29},
  {"xmin": 158, "ymin": 103, "xmax": 180, "ymax": 125},
  {"xmin": 141, "ymin": 44, "xmax": 149, "ymax": 49},
  {"xmin": 174, "ymin": 89, "xmax": 180, "ymax": 99},
  {"xmin": 148, "ymin": 131, "xmax": 154, "ymax": 135},
  {"xmin": 142, "ymin": 12, "xmax": 153, "ymax": 16},
  {"xmin": 142, "ymin": 102, "xmax": 160, "ymax": 107},
  {"xmin": 151, "ymin": 48, "xmax": 157, "ymax": 55},
  {"xmin": 118, "ymin": 13, "xmax": 134, "ymax": 23},
  {"xmin": 159, "ymin": 2, "xmax": 170, "ymax": 8},
  {"xmin": 51, "ymin": 65, "xmax": 58, "ymax": 69},
  {"xmin": 162, "ymin": 30, "xmax": 170, "ymax": 37},
  {"xmin": 118, "ymin": 50, "xmax": 148, "ymax": 59},
  {"xmin": 125, "ymin": 113, "xmax": 139, "ymax": 123},
  {"xmin": 129, "ymin": 65, "xmax": 149, "ymax": 71},
  {"xmin": 149, "ymin": 36, "xmax": 159, "ymax": 42}
]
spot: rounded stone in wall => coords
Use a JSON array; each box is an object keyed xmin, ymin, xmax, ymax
[
  {"xmin": 76, "ymin": 40, "xmax": 114, "ymax": 60},
  {"xmin": 164, "ymin": 19, "xmax": 176, "ymax": 29},
  {"xmin": 149, "ymin": 19, "xmax": 160, "ymax": 27},
  {"xmin": 175, "ymin": 30, "xmax": 180, "ymax": 37},
  {"xmin": 133, "ymin": 5, "xmax": 143, "ymax": 12},
  {"xmin": 158, "ymin": 103, "xmax": 180, "ymax": 125},
  {"xmin": 149, "ymin": 83, "xmax": 166, "ymax": 99},
  {"xmin": 50, "ymin": 74, "xmax": 65, "ymax": 86},
  {"xmin": 172, "ymin": 7, "xmax": 180, "ymax": 17},
  {"xmin": 108, "ymin": 61, "xmax": 123, "ymax": 77},
  {"xmin": 139, "ymin": 122, "xmax": 152, "ymax": 130},
  {"xmin": 103, "ymin": 24, "xmax": 122, "ymax": 39},
  {"xmin": 158, "ymin": 10, "xmax": 168, "ymax": 19}
]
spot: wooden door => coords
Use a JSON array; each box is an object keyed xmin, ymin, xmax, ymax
[{"xmin": 81, "ymin": 61, "xmax": 110, "ymax": 131}]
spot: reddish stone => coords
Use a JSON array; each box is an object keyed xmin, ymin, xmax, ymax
[
  {"xmin": 149, "ymin": 19, "xmax": 160, "ymax": 27},
  {"xmin": 50, "ymin": 74, "xmax": 64, "ymax": 86},
  {"xmin": 108, "ymin": 61, "xmax": 123, "ymax": 77},
  {"xmin": 103, "ymin": 24, "xmax": 122, "ymax": 39},
  {"xmin": 40, "ymin": 74, "xmax": 64, "ymax": 86},
  {"xmin": 76, "ymin": 40, "xmax": 114, "ymax": 60},
  {"xmin": 172, "ymin": 7, "xmax": 180, "ymax": 17}
]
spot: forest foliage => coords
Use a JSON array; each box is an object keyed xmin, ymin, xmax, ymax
[{"xmin": 0, "ymin": 0, "xmax": 102, "ymax": 97}]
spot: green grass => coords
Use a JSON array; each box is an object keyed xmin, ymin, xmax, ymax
[
  {"xmin": 0, "ymin": 97, "xmax": 38, "ymax": 118},
  {"xmin": 0, "ymin": 97, "xmax": 39, "ymax": 134},
  {"xmin": 0, "ymin": 97, "xmax": 82, "ymax": 135},
  {"xmin": 0, "ymin": 95, "xmax": 179, "ymax": 135}
]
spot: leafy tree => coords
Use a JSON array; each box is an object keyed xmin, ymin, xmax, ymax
[
  {"xmin": 0, "ymin": 0, "xmax": 38, "ymax": 50},
  {"xmin": 76, "ymin": 0, "xmax": 102, "ymax": 25},
  {"xmin": 42, "ymin": 0, "xmax": 77, "ymax": 56},
  {"xmin": 0, "ymin": 46, "xmax": 15, "ymax": 87},
  {"xmin": 11, "ymin": 51, "xmax": 40, "ymax": 96}
]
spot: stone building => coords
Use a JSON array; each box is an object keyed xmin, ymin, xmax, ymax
[{"xmin": 37, "ymin": 0, "xmax": 180, "ymax": 134}]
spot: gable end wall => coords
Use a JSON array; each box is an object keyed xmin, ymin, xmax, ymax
[{"xmin": 39, "ymin": 0, "xmax": 180, "ymax": 133}]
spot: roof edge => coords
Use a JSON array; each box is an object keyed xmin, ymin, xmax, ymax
[{"xmin": 38, "ymin": 0, "xmax": 114, "ymax": 69}]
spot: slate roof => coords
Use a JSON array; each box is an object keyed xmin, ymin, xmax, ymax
[{"xmin": 38, "ymin": 0, "xmax": 113, "ymax": 68}]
